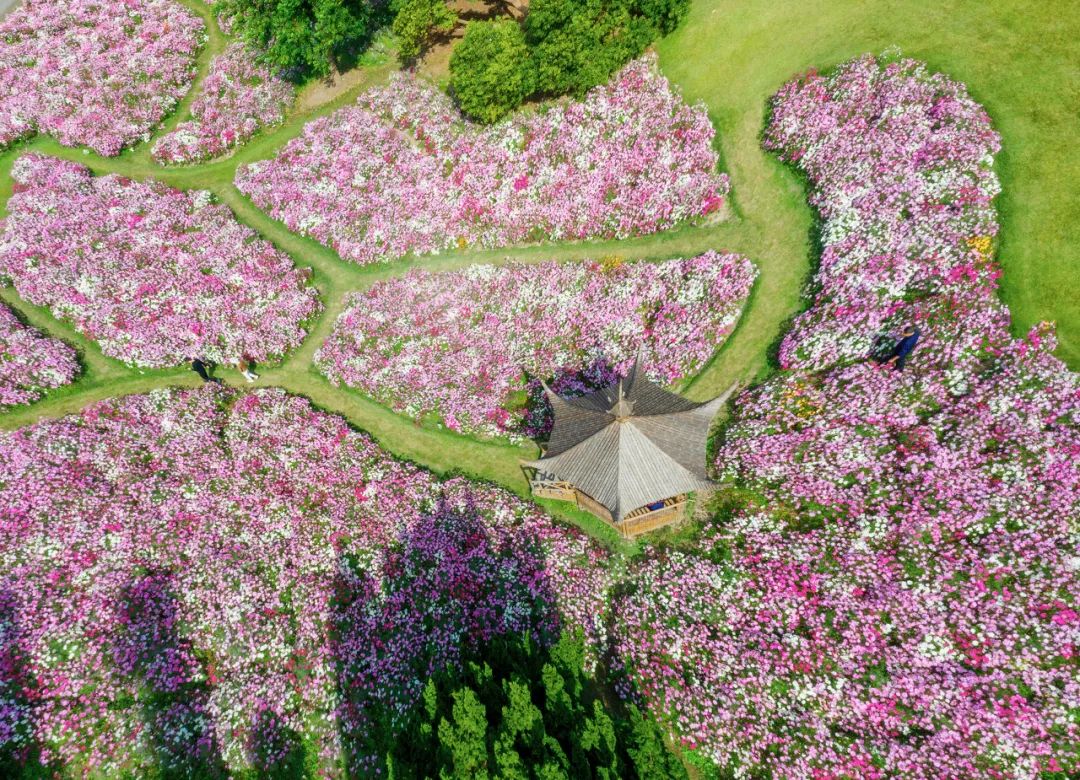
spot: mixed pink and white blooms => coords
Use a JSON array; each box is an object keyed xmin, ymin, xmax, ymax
[
  {"xmin": 236, "ymin": 55, "xmax": 729, "ymax": 265},
  {"xmin": 0, "ymin": 0, "xmax": 204, "ymax": 156},
  {"xmin": 0, "ymin": 154, "xmax": 320, "ymax": 368},
  {"xmin": 152, "ymin": 42, "xmax": 294, "ymax": 165},
  {"xmin": 0, "ymin": 303, "xmax": 78, "ymax": 409},
  {"xmin": 612, "ymin": 56, "xmax": 1080, "ymax": 779},
  {"xmin": 0, "ymin": 387, "xmax": 612, "ymax": 775},
  {"xmin": 316, "ymin": 252, "xmax": 756, "ymax": 436},
  {"xmin": 765, "ymin": 54, "xmax": 1004, "ymax": 372}
]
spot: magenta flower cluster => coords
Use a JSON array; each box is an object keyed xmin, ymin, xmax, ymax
[
  {"xmin": 316, "ymin": 252, "xmax": 756, "ymax": 437},
  {"xmin": 0, "ymin": 0, "xmax": 204, "ymax": 156},
  {"xmin": 611, "ymin": 56, "xmax": 1080, "ymax": 779},
  {"xmin": 235, "ymin": 54, "xmax": 729, "ymax": 265},
  {"xmin": 0, "ymin": 387, "xmax": 612, "ymax": 774},
  {"xmin": 152, "ymin": 42, "xmax": 295, "ymax": 165},
  {"xmin": 0, "ymin": 303, "xmax": 78, "ymax": 409},
  {"xmin": 0, "ymin": 154, "xmax": 320, "ymax": 368}
]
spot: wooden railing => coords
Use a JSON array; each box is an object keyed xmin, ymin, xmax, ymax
[
  {"xmin": 619, "ymin": 496, "xmax": 687, "ymax": 537},
  {"xmin": 573, "ymin": 490, "xmax": 614, "ymax": 524},
  {"xmin": 524, "ymin": 464, "xmax": 687, "ymax": 537}
]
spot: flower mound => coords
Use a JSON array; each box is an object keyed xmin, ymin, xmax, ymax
[
  {"xmin": 152, "ymin": 43, "xmax": 294, "ymax": 165},
  {"xmin": 316, "ymin": 252, "xmax": 756, "ymax": 436},
  {"xmin": 0, "ymin": 303, "xmax": 78, "ymax": 409},
  {"xmin": 612, "ymin": 57, "xmax": 1080, "ymax": 779},
  {"xmin": 236, "ymin": 55, "xmax": 729, "ymax": 265},
  {"xmin": 765, "ymin": 54, "xmax": 1004, "ymax": 372},
  {"xmin": 0, "ymin": 387, "xmax": 611, "ymax": 775},
  {"xmin": 0, "ymin": 0, "xmax": 204, "ymax": 156},
  {"xmin": 0, "ymin": 154, "xmax": 320, "ymax": 368}
]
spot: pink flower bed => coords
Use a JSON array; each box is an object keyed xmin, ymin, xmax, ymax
[
  {"xmin": 316, "ymin": 252, "xmax": 756, "ymax": 436},
  {"xmin": 0, "ymin": 0, "xmax": 204, "ymax": 156},
  {"xmin": 0, "ymin": 154, "xmax": 320, "ymax": 368},
  {"xmin": 236, "ymin": 55, "xmax": 729, "ymax": 265},
  {"xmin": 152, "ymin": 42, "xmax": 294, "ymax": 165},
  {"xmin": 0, "ymin": 387, "xmax": 612, "ymax": 774},
  {"xmin": 765, "ymin": 55, "xmax": 1004, "ymax": 372},
  {"xmin": 611, "ymin": 56, "xmax": 1080, "ymax": 779},
  {"xmin": 0, "ymin": 303, "xmax": 78, "ymax": 409}
]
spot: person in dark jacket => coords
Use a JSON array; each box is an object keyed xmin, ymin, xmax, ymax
[
  {"xmin": 883, "ymin": 325, "xmax": 920, "ymax": 371},
  {"xmin": 190, "ymin": 357, "xmax": 217, "ymax": 383}
]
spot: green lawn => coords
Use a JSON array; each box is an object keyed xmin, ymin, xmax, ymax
[
  {"xmin": 0, "ymin": 0, "xmax": 1075, "ymax": 549},
  {"xmin": 659, "ymin": 0, "xmax": 1080, "ymax": 367}
]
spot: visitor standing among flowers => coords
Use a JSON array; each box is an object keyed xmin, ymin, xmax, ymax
[{"xmin": 884, "ymin": 325, "xmax": 921, "ymax": 371}]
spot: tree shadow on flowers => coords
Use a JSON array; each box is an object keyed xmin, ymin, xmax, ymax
[
  {"xmin": 245, "ymin": 707, "xmax": 311, "ymax": 780},
  {"xmin": 330, "ymin": 492, "xmax": 563, "ymax": 778},
  {"xmin": 0, "ymin": 590, "xmax": 54, "ymax": 779},
  {"xmin": 114, "ymin": 571, "xmax": 228, "ymax": 780}
]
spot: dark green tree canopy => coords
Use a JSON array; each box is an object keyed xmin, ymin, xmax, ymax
[
  {"xmin": 385, "ymin": 631, "xmax": 689, "ymax": 779},
  {"xmin": 447, "ymin": 0, "xmax": 689, "ymax": 122},
  {"xmin": 215, "ymin": 0, "xmax": 386, "ymax": 78}
]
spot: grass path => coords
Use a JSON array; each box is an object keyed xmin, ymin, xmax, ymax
[{"xmin": 1, "ymin": 0, "xmax": 1075, "ymax": 548}]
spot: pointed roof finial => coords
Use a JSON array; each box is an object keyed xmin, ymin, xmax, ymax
[{"xmin": 610, "ymin": 375, "xmax": 635, "ymax": 419}]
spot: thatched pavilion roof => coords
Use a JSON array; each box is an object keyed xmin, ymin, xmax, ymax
[{"xmin": 523, "ymin": 361, "xmax": 734, "ymax": 522}]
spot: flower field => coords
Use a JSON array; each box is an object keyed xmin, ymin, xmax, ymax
[
  {"xmin": 316, "ymin": 252, "xmax": 756, "ymax": 437},
  {"xmin": 610, "ymin": 56, "xmax": 1080, "ymax": 779},
  {"xmin": 152, "ymin": 42, "xmax": 295, "ymax": 165},
  {"xmin": 0, "ymin": 387, "xmax": 612, "ymax": 775},
  {"xmin": 0, "ymin": 0, "xmax": 204, "ymax": 156},
  {"xmin": 0, "ymin": 303, "xmax": 78, "ymax": 410},
  {"xmin": 0, "ymin": 0, "xmax": 1074, "ymax": 771},
  {"xmin": 0, "ymin": 154, "xmax": 320, "ymax": 368},
  {"xmin": 236, "ymin": 55, "xmax": 729, "ymax": 266},
  {"xmin": 764, "ymin": 55, "xmax": 1005, "ymax": 372}
]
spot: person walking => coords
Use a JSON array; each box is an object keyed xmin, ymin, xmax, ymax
[
  {"xmin": 235, "ymin": 358, "xmax": 259, "ymax": 383},
  {"xmin": 190, "ymin": 357, "xmax": 219, "ymax": 383},
  {"xmin": 881, "ymin": 325, "xmax": 921, "ymax": 371}
]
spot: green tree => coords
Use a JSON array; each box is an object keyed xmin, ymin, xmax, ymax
[
  {"xmin": 526, "ymin": 0, "xmax": 659, "ymax": 96},
  {"xmin": 437, "ymin": 688, "xmax": 490, "ymax": 779},
  {"xmin": 385, "ymin": 631, "xmax": 689, "ymax": 779},
  {"xmin": 392, "ymin": 0, "xmax": 458, "ymax": 62},
  {"xmin": 449, "ymin": 20, "xmax": 535, "ymax": 124},
  {"xmin": 214, "ymin": 0, "xmax": 384, "ymax": 78}
]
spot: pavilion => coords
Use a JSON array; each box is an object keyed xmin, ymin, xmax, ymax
[{"xmin": 522, "ymin": 360, "xmax": 736, "ymax": 537}]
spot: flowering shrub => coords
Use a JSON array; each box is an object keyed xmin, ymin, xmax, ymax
[
  {"xmin": 611, "ymin": 56, "xmax": 1080, "ymax": 779},
  {"xmin": 0, "ymin": 303, "xmax": 78, "ymax": 409},
  {"xmin": 152, "ymin": 43, "xmax": 294, "ymax": 165},
  {"xmin": 0, "ymin": 387, "xmax": 612, "ymax": 775},
  {"xmin": 0, "ymin": 154, "xmax": 320, "ymax": 368},
  {"xmin": 316, "ymin": 252, "xmax": 756, "ymax": 436},
  {"xmin": 0, "ymin": 0, "xmax": 204, "ymax": 156},
  {"xmin": 236, "ymin": 55, "xmax": 729, "ymax": 265}
]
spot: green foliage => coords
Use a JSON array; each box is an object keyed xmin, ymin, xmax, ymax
[
  {"xmin": 384, "ymin": 630, "xmax": 688, "ymax": 779},
  {"xmin": 526, "ymin": 0, "xmax": 656, "ymax": 97},
  {"xmin": 447, "ymin": 0, "xmax": 689, "ymax": 121},
  {"xmin": 214, "ymin": 0, "xmax": 386, "ymax": 78},
  {"xmin": 392, "ymin": 0, "xmax": 458, "ymax": 62},
  {"xmin": 449, "ymin": 20, "xmax": 535, "ymax": 124}
]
